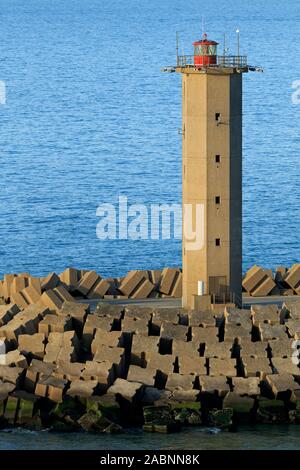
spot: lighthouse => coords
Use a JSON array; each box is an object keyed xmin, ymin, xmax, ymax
[{"xmin": 174, "ymin": 33, "xmax": 251, "ymax": 310}]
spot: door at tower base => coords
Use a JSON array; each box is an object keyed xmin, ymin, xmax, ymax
[{"xmin": 181, "ymin": 69, "xmax": 243, "ymax": 309}]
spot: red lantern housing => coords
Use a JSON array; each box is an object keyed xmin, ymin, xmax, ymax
[{"xmin": 193, "ymin": 33, "xmax": 219, "ymax": 67}]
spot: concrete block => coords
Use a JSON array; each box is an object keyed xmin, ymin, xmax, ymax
[
  {"xmin": 208, "ymin": 358, "xmax": 237, "ymax": 377},
  {"xmin": 0, "ymin": 365, "xmax": 24, "ymax": 386},
  {"xmin": 107, "ymin": 378, "xmax": 144, "ymax": 402},
  {"xmin": 0, "ymin": 379, "xmax": 15, "ymax": 400},
  {"xmin": 251, "ymin": 277, "xmax": 276, "ymax": 297},
  {"xmin": 199, "ymin": 376, "xmax": 230, "ymax": 396},
  {"xmin": 131, "ymin": 336, "xmax": 159, "ymax": 366},
  {"xmin": 265, "ymin": 373, "xmax": 300, "ymax": 397},
  {"xmin": 10, "ymin": 276, "xmax": 27, "ymax": 295},
  {"xmin": 285, "ymin": 264, "xmax": 300, "ymax": 294},
  {"xmin": 54, "ymin": 361, "xmax": 85, "ymax": 381},
  {"xmin": 4, "ymin": 396, "xmax": 19, "ymax": 424},
  {"xmin": 145, "ymin": 352, "xmax": 175, "ymax": 374},
  {"xmin": 242, "ymin": 356, "xmax": 272, "ymax": 378},
  {"xmin": 18, "ymin": 333, "xmax": 45, "ymax": 359},
  {"xmin": 131, "ymin": 279, "xmax": 155, "ymax": 299},
  {"xmin": 232, "ymin": 377, "xmax": 260, "ymax": 396},
  {"xmin": 54, "ymin": 285, "xmax": 76, "ymax": 303},
  {"xmin": 35, "ymin": 376, "xmax": 67, "ymax": 402},
  {"xmin": 178, "ymin": 355, "xmax": 206, "ymax": 375},
  {"xmin": 82, "ymin": 360, "xmax": 115, "ymax": 389},
  {"xmin": 259, "ymin": 324, "xmax": 288, "ymax": 341},
  {"xmin": 127, "ymin": 365, "xmax": 156, "ymax": 387},
  {"xmin": 10, "ymin": 292, "xmax": 29, "ymax": 310},
  {"xmin": 282, "ymin": 302, "xmax": 300, "ymax": 320},
  {"xmin": 268, "ymin": 339, "xmax": 295, "ymax": 358},
  {"xmin": 59, "ymin": 268, "xmax": 80, "ymax": 291},
  {"xmin": 93, "ymin": 345, "xmax": 125, "ymax": 377},
  {"xmin": 91, "ymin": 329, "xmax": 123, "ymax": 354},
  {"xmin": 39, "ymin": 290, "xmax": 63, "ymax": 311},
  {"xmin": 0, "ymin": 304, "xmax": 48, "ymax": 343},
  {"xmin": 172, "ymin": 339, "xmax": 200, "ymax": 357},
  {"xmin": 224, "ymin": 324, "xmax": 252, "ymax": 342},
  {"xmin": 0, "ymin": 349, "xmax": 27, "ymax": 367},
  {"xmin": 82, "ymin": 315, "xmax": 114, "ymax": 349},
  {"xmin": 251, "ymin": 304, "xmax": 280, "ymax": 325},
  {"xmin": 151, "ymin": 308, "xmax": 180, "ymax": 328},
  {"xmin": 286, "ymin": 320, "xmax": 300, "ymax": 338},
  {"xmin": 96, "ymin": 304, "xmax": 123, "ymax": 319},
  {"xmin": 87, "ymin": 279, "xmax": 110, "ymax": 299},
  {"xmin": 24, "ymin": 359, "xmax": 56, "ymax": 392},
  {"xmin": 122, "ymin": 317, "xmax": 149, "ymax": 335},
  {"xmin": 172, "ymin": 272, "xmax": 182, "ymax": 298},
  {"xmin": 76, "ymin": 271, "xmax": 100, "ymax": 296},
  {"xmin": 44, "ymin": 331, "xmax": 79, "ymax": 364},
  {"xmin": 191, "ymin": 327, "xmax": 219, "ymax": 344},
  {"xmin": 0, "ymin": 304, "xmax": 20, "ymax": 327},
  {"xmin": 242, "ymin": 266, "xmax": 265, "ymax": 293},
  {"xmin": 119, "ymin": 271, "xmax": 146, "ymax": 297},
  {"xmin": 204, "ymin": 341, "xmax": 233, "ymax": 358},
  {"xmin": 124, "ymin": 306, "xmax": 153, "ymax": 321},
  {"xmin": 170, "ymin": 389, "xmax": 199, "ymax": 403},
  {"xmin": 158, "ymin": 268, "xmax": 180, "ymax": 295},
  {"xmin": 2, "ymin": 274, "xmax": 16, "ymax": 301},
  {"xmin": 272, "ymin": 358, "xmax": 300, "ymax": 375},
  {"xmin": 41, "ymin": 272, "xmax": 60, "ymax": 291},
  {"xmin": 188, "ymin": 310, "xmax": 216, "ymax": 327},
  {"xmin": 149, "ymin": 270, "xmax": 162, "ymax": 286},
  {"xmin": 239, "ymin": 339, "xmax": 268, "ymax": 358},
  {"xmin": 21, "ymin": 286, "xmax": 41, "ymax": 305},
  {"xmin": 165, "ymin": 373, "xmax": 196, "ymax": 391},
  {"xmin": 160, "ymin": 322, "xmax": 188, "ymax": 342},
  {"xmin": 38, "ymin": 314, "xmax": 72, "ymax": 336}
]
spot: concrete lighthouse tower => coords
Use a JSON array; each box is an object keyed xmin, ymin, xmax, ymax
[{"xmin": 176, "ymin": 33, "xmax": 250, "ymax": 310}]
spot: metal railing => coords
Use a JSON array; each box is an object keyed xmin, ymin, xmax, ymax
[{"xmin": 177, "ymin": 55, "xmax": 248, "ymax": 68}]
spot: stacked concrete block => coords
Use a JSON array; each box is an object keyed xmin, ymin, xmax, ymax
[
  {"xmin": 172, "ymin": 339, "xmax": 200, "ymax": 357},
  {"xmin": 127, "ymin": 365, "xmax": 156, "ymax": 387},
  {"xmin": 41, "ymin": 272, "xmax": 60, "ymax": 291},
  {"xmin": 121, "ymin": 317, "xmax": 149, "ymax": 336},
  {"xmin": 0, "ymin": 305, "xmax": 48, "ymax": 344},
  {"xmin": 81, "ymin": 360, "xmax": 115, "ymax": 390},
  {"xmin": 208, "ymin": 358, "xmax": 237, "ymax": 377},
  {"xmin": 0, "ymin": 303, "xmax": 20, "ymax": 327},
  {"xmin": 285, "ymin": 264, "xmax": 300, "ymax": 295},
  {"xmin": 18, "ymin": 333, "xmax": 45, "ymax": 360},
  {"xmin": 67, "ymin": 379, "xmax": 98, "ymax": 398},
  {"xmin": 242, "ymin": 265, "xmax": 276, "ymax": 297},
  {"xmin": 38, "ymin": 314, "xmax": 73, "ymax": 336},
  {"xmin": 191, "ymin": 327, "xmax": 219, "ymax": 344},
  {"xmin": 265, "ymin": 373, "xmax": 300, "ymax": 399},
  {"xmin": 91, "ymin": 329, "xmax": 123, "ymax": 353},
  {"xmin": 124, "ymin": 306, "xmax": 153, "ymax": 321},
  {"xmin": 131, "ymin": 335, "xmax": 159, "ymax": 366},
  {"xmin": 24, "ymin": 359, "xmax": 56, "ymax": 393},
  {"xmin": 119, "ymin": 270, "xmax": 154, "ymax": 299},
  {"xmin": 271, "ymin": 358, "xmax": 300, "ymax": 375},
  {"xmin": 282, "ymin": 302, "xmax": 300, "ymax": 320},
  {"xmin": 93, "ymin": 344, "xmax": 126, "ymax": 377},
  {"xmin": 59, "ymin": 268, "xmax": 81, "ymax": 292},
  {"xmin": 251, "ymin": 304, "xmax": 280, "ymax": 325},
  {"xmin": 199, "ymin": 376, "xmax": 230, "ymax": 396},
  {"xmin": 258, "ymin": 324, "xmax": 288, "ymax": 341},
  {"xmin": 107, "ymin": 378, "xmax": 144, "ymax": 403},
  {"xmin": 44, "ymin": 331, "xmax": 79, "ymax": 364},
  {"xmin": 82, "ymin": 315, "xmax": 115, "ymax": 350},
  {"xmin": 232, "ymin": 377, "xmax": 260, "ymax": 396},
  {"xmin": 204, "ymin": 341, "xmax": 233, "ymax": 358},
  {"xmin": 1, "ymin": 274, "xmax": 17, "ymax": 302},
  {"xmin": 239, "ymin": 339, "xmax": 268, "ymax": 358},
  {"xmin": 224, "ymin": 324, "xmax": 252, "ymax": 343},
  {"xmin": 268, "ymin": 339, "xmax": 295, "ymax": 358},
  {"xmin": 241, "ymin": 356, "xmax": 272, "ymax": 378},
  {"xmin": 178, "ymin": 355, "xmax": 206, "ymax": 375},
  {"xmin": 36, "ymin": 375, "xmax": 67, "ymax": 402},
  {"xmin": 157, "ymin": 268, "xmax": 182, "ymax": 298},
  {"xmin": 160, "ymin": 322, "xmax": 188, "ymax": 342},
  {"xmin": 145, "ymin": 352, "xmax": 175, "ymax": 375},
  {"xmin": 54, "ymin": 361, "xmax": 84, "ymax": 381},
  {"xmin": 0, "ymin": 350, "xmax": 27, "ymax": 368},
  {"xmin": 166, "ymin": 373, "xmax": 196, "ymax": 391},
  {"xmin": 285, "ymin": 319, "xmax": 300, "ymax": 339},
  {"xmin": 188, "ymin": 310, "xmax": 216, "ymax": 328}
]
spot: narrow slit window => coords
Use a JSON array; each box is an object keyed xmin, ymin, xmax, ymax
[
  {"xmin": 215, "ymin": 196, "xmax": 220, "ymax": 204},
  {"xmin": 215, "ymin": 154, "xmax": 221, "ymax": 163},
  {"xmin": 215, "ymin": 238, "xmax": 221, "ymax": 246},
  {"xmin": 215, "ymin": 113, "xmax": 221, "ymax": 121}
]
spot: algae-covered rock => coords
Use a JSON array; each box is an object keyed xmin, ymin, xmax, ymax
[
  {"xmin": 143, "ymin": 405, "xmax": 174, "ymax": 425},
  {"xmin": 207, "ymin": 408, "xmax": 233, "ymax": 430},
  {"xmin": 172, "ymin": 402, "xmax": 202, "ymax": 425},
  {"xmin": 78, "ymin": 408, "xmax": 123, "ymax": 433},
  {"xmin": 257, "ymin": 398, "xmax": 288, "ymax": 424}
]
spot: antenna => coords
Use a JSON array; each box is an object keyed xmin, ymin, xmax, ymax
[
  {"xmin": 223, "ymin": 33, "xmax": 226, "ymax": 56},
  {"xmin": 236, "ymin": 29, "xmax": 240, "ymax": 59},
  {"xmin": 176, "ymin": 31, "xmax": 179, "ymax": 66}
]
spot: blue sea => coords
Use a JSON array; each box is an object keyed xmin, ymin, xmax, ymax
[{"xmin": 0, "ymin": 0, "xmax": 299, "ymax": 449}]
